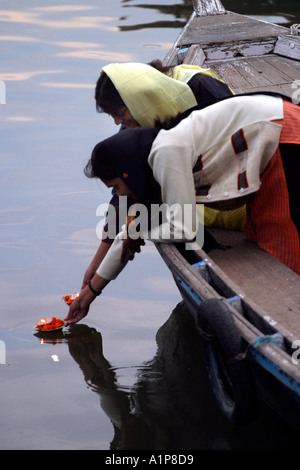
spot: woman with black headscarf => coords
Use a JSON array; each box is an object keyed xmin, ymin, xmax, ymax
[{"xmin": 65, "ymin": 93, "xmax": 300, "ymax": 325}]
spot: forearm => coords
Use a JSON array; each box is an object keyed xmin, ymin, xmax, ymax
[
  {"xmin": 88, "ymin": 272, "xmax": 110, "ymax": 296},
  {"xmin": 82, "ymin": 241, "xmax": 112, "ymax": 289},
  {"xmin": 92, "ymin": 242, "xmax": 111, "ymax": 267},
  {"xmin": 96, "ymin": 229, "xmax": 129, "ymax": 280}
]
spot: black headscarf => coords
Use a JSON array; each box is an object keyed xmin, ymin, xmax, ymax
[{"xmin": 86, "ymin": 127, "xmax": 161, "ymax": 208}]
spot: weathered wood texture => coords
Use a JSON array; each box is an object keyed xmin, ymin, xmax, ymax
[
  {"xmin": 208, "ymin": 55, "xmax": 300, "ymax": 95},
  {"xmin": 274, "ymin": 35, "xmax": 300, "ymax": 60},
  {"xmin": 177, "ymin": 12, "xmax": 288, "ymax": 48},
  {"xmin": 208, "ymin": 229, "xmax": 300, "ymax": 337},
  {"xmin": 165, "ymin": 10, "xmax": 300, "ymax": 97},
  {"xmin": 192, "ymin": 0, "xmax": 226, "ymax": 16}
]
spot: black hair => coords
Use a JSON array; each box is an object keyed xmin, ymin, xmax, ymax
[
  {"xmin": 84, "ymin": 142, "xmax": 118, "ymax": 181},
  {"xmin": 94, "ymin": 72, "xmax": 126, "ymax": 114},
  {"xmin": 84, "ymin": 127, "xmax": 161, "ymax": 206}
]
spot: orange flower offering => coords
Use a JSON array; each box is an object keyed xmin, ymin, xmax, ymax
[
  {"xmin": 62, "ymin": 292, "xmax": 79, "ymax": 305},
  {"xmin": 35, "ymin": 317, "xmax": 65, "ymax": 331}
]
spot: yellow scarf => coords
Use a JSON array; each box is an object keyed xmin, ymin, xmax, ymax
[
  {"xmin": 171, "ymin": 63, "xmax": 220, "ymax": 82},
  {"xmin": 101, "ymin": 62, "xmax": 218, "ymax": 127}
]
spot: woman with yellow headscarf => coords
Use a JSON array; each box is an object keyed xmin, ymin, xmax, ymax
[{"xmin": 96, "ymin": 61, "xmax": 232, "ymax": 127}]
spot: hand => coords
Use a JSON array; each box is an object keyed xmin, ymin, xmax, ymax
[
  {"xmin": 64, "ymin": 286, "xmax": 95, "ymax": 325},
  {"xmin": 121, "ymin": 237, "xmax": 145, "ymax": 263},
  {"xmin": 65, "ymin": 274, "xmax": 110, "ymax": 325}
]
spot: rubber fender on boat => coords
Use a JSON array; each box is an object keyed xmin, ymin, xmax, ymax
[{"xmin": 196, "ymin": 298, "xmax": 258, "ymax": 425}]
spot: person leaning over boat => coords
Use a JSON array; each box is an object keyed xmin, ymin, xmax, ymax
[
  {"xmin": 64, "ymin": 93, "xmax": 300, "ymax": 325},
  {"xmin": 95, "ymin": 60, "xmax": 234, "ymax": 127},
  {"xmin": 81, "ymin": 62, "xmax": 246, "ymax": 291}
]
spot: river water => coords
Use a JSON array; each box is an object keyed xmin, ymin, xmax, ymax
[{"xmin": 1, "ymin": 0, "xmax": 300, "ymax": 451}]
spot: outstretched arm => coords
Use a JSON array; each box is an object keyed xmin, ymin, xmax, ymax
[
  {"xmin": 66, "ymin": 229, "xmax": 133, "ymax": 325},
  {"xmin": 81, "ymin": 192, "xmax": 123, "ymax": 289}
]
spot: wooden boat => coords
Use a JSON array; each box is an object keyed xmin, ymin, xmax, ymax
[{"xmin": 156, "ymin": 0, "xmax": 300, "ymax": 428}]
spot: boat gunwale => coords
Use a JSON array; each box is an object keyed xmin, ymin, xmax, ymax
[
  {"xmin": 156, "ymin": 242, "xmax": 300, "ymax": 388},
  {"xmin": 157, "ymin": 0, "xmax": 300, "ymax": 425}
]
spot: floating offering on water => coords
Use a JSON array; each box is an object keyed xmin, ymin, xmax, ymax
[
  {"xmin": 34, "ymin": 317, "xmax": 66, "ymax": 332},
  {"xmin": 62, "ymin": 292, "xmax": 79, "ymax": 305}
]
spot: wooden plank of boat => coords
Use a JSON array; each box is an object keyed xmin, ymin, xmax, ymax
[
  {"xmin": 157, "ymin": 233, "xmax": 300, "ymax": 426},
  {"xmin": 157, "ymin": 0, "xmax": 300, "ymax": 426},
  {"xmin": 160, "ymin": 0, "xmax": 300, "ymax": 330},
  {"xmin": 209, "ymin": 229, "xmax": 300, "ymax": 336},
  {"xmin": 177, "ymin": 12, "xmax": 287, "ymax": 54},
  {"xmin": 157, "ymin": 240, "xmax": 298, "ymax": 344},
  {"xmin": 156, "ymin": 240, "xmax": 300, "ymax": 426},
  {"xmin": 164, "ymin": 0, "xmax": 300, "ymax": 96}
]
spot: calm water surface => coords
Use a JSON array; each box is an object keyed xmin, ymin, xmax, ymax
[{"xmin": 1, "ymin": 0, "xmax": 300, "ymax": 451}]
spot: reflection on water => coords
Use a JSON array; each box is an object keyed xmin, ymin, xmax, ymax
[
  {"xmin": 223, "ymin": 0, "xmax": 300, "ymax": 25},
  {"xmin": 119, "ymin": 0, "xmax": 300, "ymax": 30},
  {"xmin": 118, "ymin": 0, "xmax": 193, "ymax": 31},
  {"xmin": 1, "ymin": 0, "xmax": 300, "ymax": 451},
  {"xmin": 34, "ymin": 302, "xmax": 300, "ymax": 450}
]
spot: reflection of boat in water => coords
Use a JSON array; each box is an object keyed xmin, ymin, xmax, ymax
[
  {"xmin": 34, "ymin": 302, "xmax": 300, "ymax": 449},
  {"xmin": 118, "ymin": 0, "xmax": 298, "ymax": 32},
  {"xmin": 118, "ymin": 0, "xmax": 193, "ymax": 32},
  {"xmin": 155, "ymin": 0, "xmax": 300, "ymax": 430}
]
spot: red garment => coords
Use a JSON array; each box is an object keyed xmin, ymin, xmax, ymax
[
  {"xmin": 273, "ymin": 99, "xmax": 300, "ymax": 145},
  {"xmin": 245, "ymin": 100, "xmax": 300, "ymax": 274}
]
